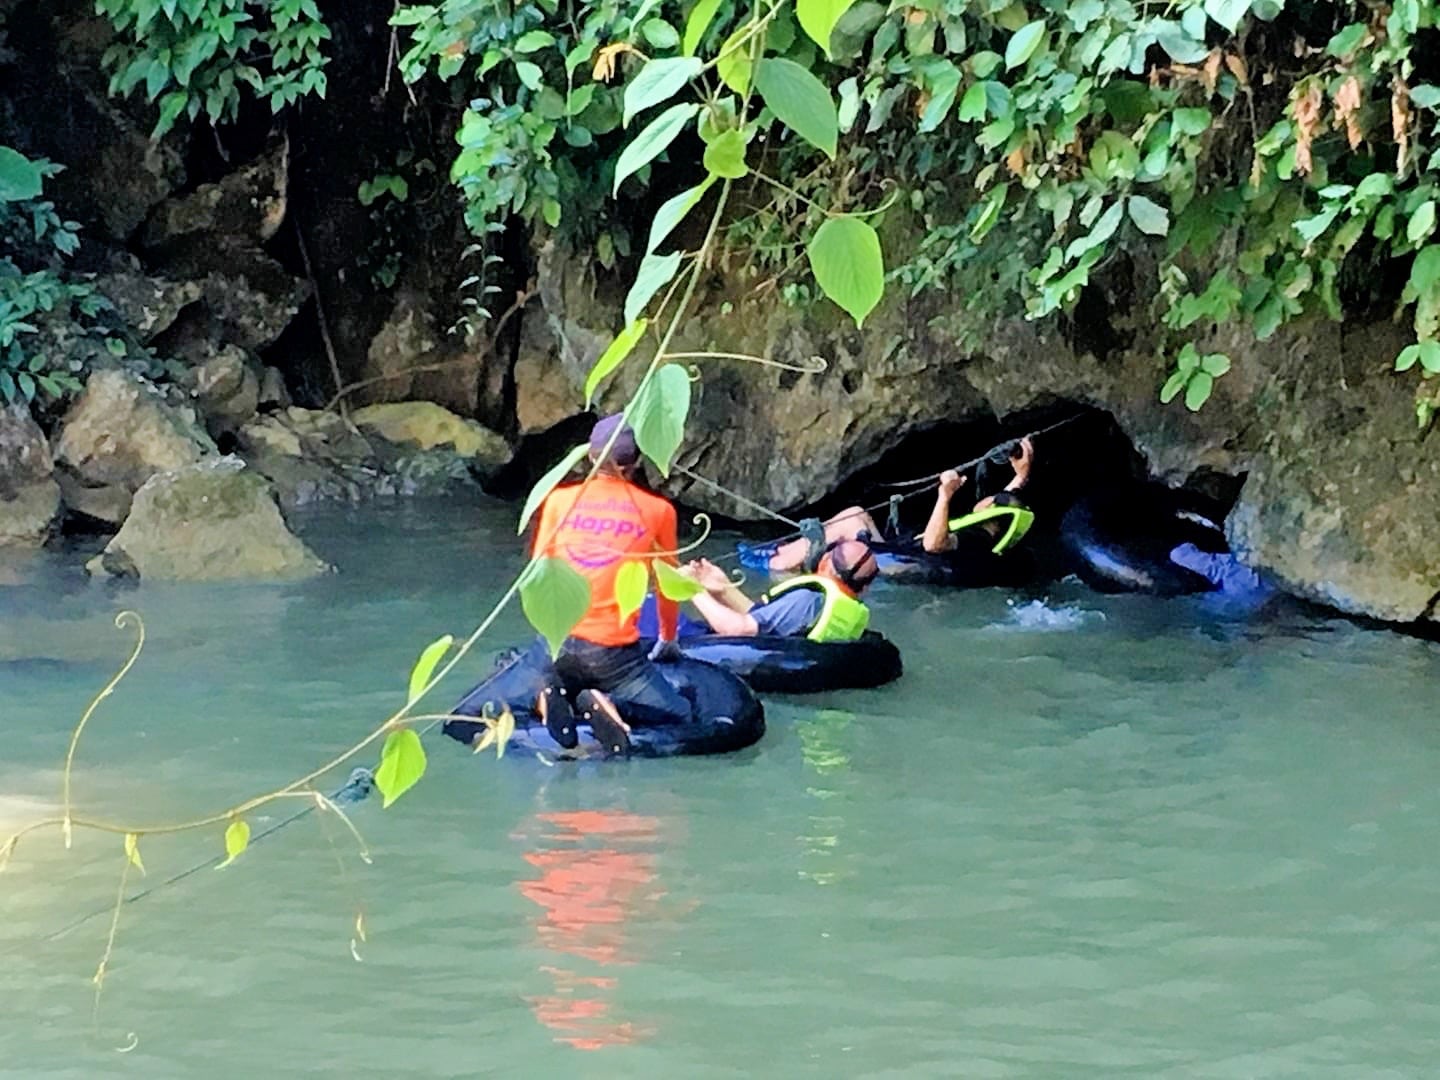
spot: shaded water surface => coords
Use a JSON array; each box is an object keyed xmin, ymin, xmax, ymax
[{"xmin": 2, "ymin": 496, "xmax": 1438, "ymax": 1078}]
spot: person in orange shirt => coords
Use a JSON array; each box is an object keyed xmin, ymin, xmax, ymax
[{"xmin": 530, "ymin": 414, "xmax": 689, "ymax": 755}]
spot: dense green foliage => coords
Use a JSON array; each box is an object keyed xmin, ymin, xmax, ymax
[
  {"xmin": 0, "ymin": 148, "xmax": 97, "ymax": 405},
  {"xmin": 96, "ymin": 0, "xmax": 330, "ymax": 137},
  {"xmin": 76, "ymin": 0, "xmax": 1440, "ymax": 418},
  {"xmin": 375, "ymin": 0, "xmax": 1440, "ymax": 419}
]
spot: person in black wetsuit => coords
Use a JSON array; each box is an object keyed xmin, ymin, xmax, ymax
[{"xmin": 921, "ymin": 436, "xmax": 1034, "ymax": 554}]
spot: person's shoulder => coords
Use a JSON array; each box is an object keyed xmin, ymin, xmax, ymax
[{"xmin": 633, "ymin": 483, "xmax": 676, "ymax": 516}]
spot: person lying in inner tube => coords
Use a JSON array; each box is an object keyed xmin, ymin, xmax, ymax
[
  {"xmin": 1168, "ymin": 541, "xmax": 1276, "ymax": 608},
  {"xmin": 679, "ymin": 540, "xmax": 879, "ymax": 641},
  {"xmin": 741, "ymin": 438, "xmax": 1035, "ymax": 574},
  {"xmin": 921, "ymin": 436, "xmax": 1035, "ymax": 555},
  {"xmin": 528, "ymin": 414, "xmax": 689, "ymax": 757}
]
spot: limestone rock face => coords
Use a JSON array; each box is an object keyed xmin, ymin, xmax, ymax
[
  {"xmin": 0, "ymin": 404, "xmax": 54, "ymax": 489},
  {"xmin": 514, "ymin": 236, "xmax": 1440, "ymax": 624},
  {"xmin": 192, "ymin": 345, "xmax": 261, "ymax": 433},
  {"xmin": 94, "ymin": 268, "xmax": 203, "ymax": 342},
  {"xmin": 0, "ymin": 405, "xmax": 59, "ymax": 546},
  {"xmin": 53, "ymin": 370, "xmax": 213, "ymax": 492},
  {"xmin": 53, "ymin": 465, "xmax": 131, "ymax": 526},
  {"xmin": 0, "ymin": 480, "xmax": 61, "ymax": 547},
  {"xmin": 140, "ymin": 143, "xmax": 289, "ymax": 251},
  {"xmin": 86, "ymin": 457, "xmax": 328, "ymax": 581},
  {"xmin": 351, "ymin": 401, "xmax": 511, "ymax": 465}
]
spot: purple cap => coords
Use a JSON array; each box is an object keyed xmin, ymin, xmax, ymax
[{"xmin": 589, "ymin": 413, "xmax": 639, "ymax": 467}]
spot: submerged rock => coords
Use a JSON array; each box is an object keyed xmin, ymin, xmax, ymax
[
  {"xmin": 86, "ymin": 457, "xmax": 328, "ymax": 581},
  {"xmin": 53, "ymin": 369, "xmax": 214, "ymax": 492}
]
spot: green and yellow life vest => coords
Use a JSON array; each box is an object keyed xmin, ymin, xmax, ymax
[
  {"xmin": 947, "ymin": 503, "xmax": 1035, "ymax": 555},
  {"xmin": 763, "ymin": 575, "xmax": 870, "ymax": 643}
]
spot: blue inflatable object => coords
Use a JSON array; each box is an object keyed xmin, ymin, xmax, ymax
[
  {"xmin": 443, "ymin": 639, "xmax": 765, "ymax": 759},
  {"xmin": 1060, "ymin": 486, "xmax": 1266, "ymax": 601},
  {"xmin": 634, "ymin": 594, "xmax": 903, "ymax": 692}
]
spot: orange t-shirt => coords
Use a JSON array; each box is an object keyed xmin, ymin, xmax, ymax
[{"xmin": 531, "ymin": 474, "xmax": 679, "ymax": 646}]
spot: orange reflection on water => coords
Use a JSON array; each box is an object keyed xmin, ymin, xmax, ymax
[{"xmin": 517, "ymin": 809, "xmax": 664, "ymax": 1050}]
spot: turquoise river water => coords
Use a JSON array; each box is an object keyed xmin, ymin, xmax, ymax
[{"xmin": 1, "ymin": 494, "xmax": 1438, "ymax": 1078}]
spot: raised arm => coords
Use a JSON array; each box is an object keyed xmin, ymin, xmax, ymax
[{"xmin": 921, "ymin": 470, "xmax": 966, "ymax": 554}]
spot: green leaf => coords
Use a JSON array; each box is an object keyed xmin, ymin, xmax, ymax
[
  {"xmin": 918, "ymin": 60, "xmax": 961, "ymax": 133},
  {"xmin": 217, "ymin": 819, "xmax": 250, "ymax": 868},
  {"xmin": 613, "ymin": 102, "xmax": 700, "ymax": 194},
  {"xmin": 154, "ymin": 91, "xmax": 188, "ymax": 138},
  {"xmin": 1355, "ymin": 173, "xmax": 1394, "ymax": 200},
  {"xmin": 124, "ymin": 833, "xmax": 145, "ymax": 875},
  {"xmin": 754, "ymin": 58, "xmax": 837, "ymax": 159},
  {"xmin": 1184, "ymin": 370, "xmax": 1214, "ymax": 410},
  {"xmin": 1203, "ymin": 0, "xmax": 1252, "ymax": 33},
  {"xmin": 374, "ymin": 728, "xmax": 428, "ymax": 809},
  {"xmin": 517, "ymin": 443, "xmax": 588, "ymax": 534},
  {"xmin": 1421, "ymin": 341, "xmax": 1440, "ymax": 374},
  {"xmin": 1090, "ymin": 131, "xmax": 1139, "ymax": 181},
  {"xmin": 683, "ymin": 0, "xmax": 723, "ymax": 55},
  {"xmin": 1160, "ymin": 369, "xmax": 1188, "ymax": 403},
  {"xmin": 1172, "ymin": 107, "xmax": 1211, "ymax": 138},
  {"xmin": 514, "ymin": 60, "xmax": 543, "ymax": 91},
  {"xmin": 1294, "ymin": 207, "xmax": 1339, "ymax": 244},
  {"xmin": 407, "ymin": 633, "xmax": 454, "ymax": 706},
  {"xmin": 515, "ymin": 29, "xmax": 555, "ymax": 53},
  {"xmin": 520, "ymin": 557, "xmax": 592, "ymax": 657},
  {"xmin": 1127, "ymin": 194, "xmax": 1170, "ymax": 236},
  {"xmin": 1200, "ymin": 352, "xmax": 1232, "ymax": 376},
  {"xmin": 654, "ymin": 559, "xmax": 704, "ymax": 600},
  {"xmin": 628, "ymin": 363, "xmax": 691, "ymax": 475},
  {"xmin": 585, "ymin": 318, "xmax": 649, "ymax": 406},
  {"xmin": 703, "ymin": 128, "xmax": 748, "ymax": 178},
  {"xmin": 1408, "ymin": 246, "xmax": 1440, "ymax": 300},
  {"xmin": 715, "ymin": 28, "xmax": 751, "ymax": 94},
  {"xmin": 970, "ymin": 184, "xmax": 1007, "ymax": 242},
  {"xmin": 1177, "ymin": 342, "xmax": 1202, "ymax": 373},
  {"xmin": 1410, "ymin": 85, "xmax": 1440, "ymax": 110},
  {"xmin": 796, "ymin": 0, "xmax": 855, "ymax": 57},
  {"xmin": 970, "ymin": 50, "xmax": 1002, "ymax": 78},
  {"xmin": 0, "ymin": 147, "xmax": 44, "ymax": 203},
  {"xmin": 642, "ymin": 19, "xmax": 680, "ymax": 50},
  {"xmin": 614, "ymin": 559, "xmax": 649, "ymax": 624},
  {"xmin": 646, "ymin": 177, "xmax": 714, "ymax": 255},
  {"xmin": 837, "ymin": 76, "xmax": 860, "ymax": 132},
  {"xmin": 1395, "ymin": 343, "xmax": 1421, "ymax": 372},
  {"xmin": 807, "ymin": 216, "xmax": 884, "ymax": 328},
  {"xmin": 1407, "ymin": 201, "xmax": 1436, "ymax": 244},
  {"xmin": 957, "ymin": 82, "xmax": 986, "ymax": 122},
  {"xmin": 1326, "ymin": 22, "xmax": 1368, "ymax": 57},
  {"xmin": 622, "ymin": 57, "xmax": 703, "ymax": 127},
  {"xmin": 625, "ymin": 252, "xmax": 682, "ymax": 324},
  {"xmin": 1004, "ymin": 20, "xmax": 1045, "ymax": 70}
]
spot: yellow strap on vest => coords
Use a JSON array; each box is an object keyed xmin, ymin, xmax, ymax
[
  {"xmin": 947, "ymin": 504, "xmax": 1035, "ymax": 554},
  {"xmin": 764, "ymin": 575, "xmax": 870, "ymax": 642}
]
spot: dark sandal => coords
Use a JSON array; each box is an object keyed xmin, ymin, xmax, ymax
[
  {"xmin": 538, "ymin": 685, "xmax": 578, "ymax": 750},
  {"xmin": 576, "ymin": 689, "xmax": 632, "ymax": 758}
]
